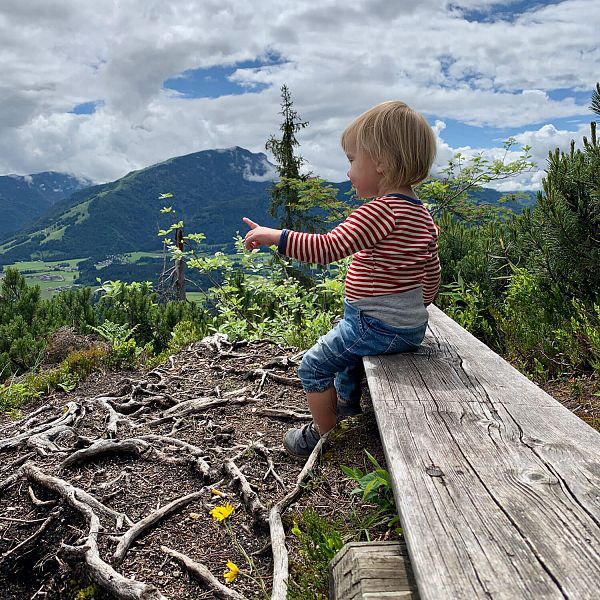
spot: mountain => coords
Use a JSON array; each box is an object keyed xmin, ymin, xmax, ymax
[
  {"xmin": 0, "ymin": 147, "xmax": 536, "ymax": 266},
  {"xmin": 0, "ymin": 148, "xmax": 289, "ymax": 264},
  {"xmin": 0, "ymin": 172, "xmax": 92, "ymax": 238},
  {"xmin": 470, "ymin": 187, "xmax": 537, "ymax": 212}
]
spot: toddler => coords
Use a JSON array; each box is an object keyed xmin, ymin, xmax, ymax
[{"xmin": 243, "ymin": 101, "xmax": 440, "ymax": 458}]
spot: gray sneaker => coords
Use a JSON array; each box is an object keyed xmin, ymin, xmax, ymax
[
  {"xmin": 283, "ymin": 422, "xmax": 321, "ymax": 458},
  {"xmin": 337, "ymin": 401, "xmax": 363, "ymax": 422}
]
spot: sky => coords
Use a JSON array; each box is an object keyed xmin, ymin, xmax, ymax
[{"xmin": 0, "ymin": 0, "xmax": 598, "ymax": 191}]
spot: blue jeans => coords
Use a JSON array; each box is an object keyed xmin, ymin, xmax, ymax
[{"xmin": 298, "ymin": 300, "xmax": 427, "ymax": 406}]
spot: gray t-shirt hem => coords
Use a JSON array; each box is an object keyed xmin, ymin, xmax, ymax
[{"xmin": 349, "ymin": 287, "xmax": 428, "ymax": 328}]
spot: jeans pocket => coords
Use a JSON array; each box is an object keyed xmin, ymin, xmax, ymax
[{"xmin": 384, "ymin": 326, "xmax": 427, "ymax": 354}]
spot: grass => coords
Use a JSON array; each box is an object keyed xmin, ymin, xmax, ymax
[
  {"xmin": 0, "ymin": 248, "xmax": 257, "ymax": 300},
  {"xmin": 124, "ymin": 251, "xmax": 164, "ymax": 261},
  {"xmin": 1, "ymin": 258, "xmax": 87, "ymax": 298},
  {"xmin": 41, "ymin": 225, "xmax": 67, "ymax": 243}
]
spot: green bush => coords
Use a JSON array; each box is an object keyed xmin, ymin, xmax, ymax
[
  {"xmin": 556, "ymin": 300, "xmax": 600, "ymax": 373},
  {"xmin": 437, "ymin": 276, "xmax": 497, "ymax": 348},
  {"xmin": 288, "ymin": 508, "xmax": 344, "ymax": 599}
]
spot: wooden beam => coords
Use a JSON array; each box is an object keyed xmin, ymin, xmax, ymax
[{"xmin": 363, "ymin": 305, "xmax": 600, "ymax": 600}]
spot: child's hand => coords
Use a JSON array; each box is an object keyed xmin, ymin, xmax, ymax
[{"xmin": 242, "ymin": 217, "xmax": 282, "ymax": 250}]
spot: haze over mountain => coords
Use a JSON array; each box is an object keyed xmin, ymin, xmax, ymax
[{"xmin": 0, "ymin": 172, "xmax": 91, "ymax": 239}]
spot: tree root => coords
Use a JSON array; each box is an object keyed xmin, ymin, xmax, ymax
[
  {"xmin": 252, "ymin": 369, "xmax": 302, "ymax": 388},
  {"xmin": 256, "ymin": 408, "xmax": 312, "ymax": 421},
  {"xmin": 269, "ymin": 431, "xmax": 331, "ymax": 600},
  {"xmin": 22, "ymin": 463, "xmax": 164, "ymax": 600},
  {"xmin": 0, "ymin": 401, "xmax": 82, "ymax": 452},
  {"xmin": 113, "ymin": 489, "xmax": 209, "ymax": 564},
  {"xmin": 141, "ymin": 396, "xmax": 252, "ymax": 428},
  {"xmin": 161, "ymin": 545, "xmax": 249, "ymax": 600},
  {"xmin": 1, "ymin": 507, "xmax": 62, "ymax": 563},
  {"xmin": 252, "ymin": 442, "xmax": 285, "ymax": 488},
  {"xmin": 223, "ymin": 459, "xmax": 269, "ymax": 529},
  {"xmin": 61, "ymin": 436, "xmax": 216, "ymax": 482}
]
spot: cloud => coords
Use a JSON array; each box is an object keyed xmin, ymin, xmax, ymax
[{"xmin": 0, "ymin": 0, "xmax": 597, "ymax": 190}]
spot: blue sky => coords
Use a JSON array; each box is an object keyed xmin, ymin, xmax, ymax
[
  {"xmin": 163, "ymin": 63, "xmax": 270, "ymax": 99},
  {"xmin": 0, "ymin": 0, "xmax": 597, "ymax": 190}
]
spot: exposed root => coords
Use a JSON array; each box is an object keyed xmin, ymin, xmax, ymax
[
  {"xmin": 252, "ymin": 369, "xmax": 302, "ymax": 388},
  {"xmin": 137, "ymin": 434, "xmax": 214, "ymax": 480},
  {"xmin": 1, "ymin": 507, "xmax": 62, "ymax": 562},
  {"xmin": 0, "ymin": 338, "xmax": 342, "ymax": 599},
  {"xmin": 113, "ymin": 489, "xmax": 209, "ymax": 564},
  {"xmin": 161, "ymin": 545, "xmax": 249, "ymax": 600},
  {"xmin": 0, "ymin": 402, "xmax": 82, "ymax": 452},
  {"xmin": 269, "ymin": 431, "xmax": 331, "ymax": 600},
  {"xmin": 60, "ymin": 438, "xmax": 154, "ymax": 470},
  {"xmin": 256, "ymin": 408, "xmax": 312, "ymax": 421},
  {"xmin": 22, "ymin": 463, "xmax": 163, "ymax": 600},
  {"xmin": 252, "ymin": 442, "xmax": 285, "ymax": 488},
  {"xmin": 141, "ymin": 396, "xmax": 252, "ymax": 428},
  {"xmin": 223, "ymin": 459, "xmax": 269, "ymax": 529},
  {"xmin": 28, "ymin": 485, "xmax": 58, "ymax": 507}
]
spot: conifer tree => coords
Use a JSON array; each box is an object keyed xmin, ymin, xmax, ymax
[
  {"xmin": 525, "ymin": 85, "xmax": 600, "ymax": 302},
  {"xmin": 265, "ymin": 85, "xmax": 309, "ymax": 229},
  {"xmin": 591, "ymin": 82, "xmax": 600, "ymax": 117},
  {"xmin": 265, "ymin": 86, "xmax": 348, "ymax": 233}
]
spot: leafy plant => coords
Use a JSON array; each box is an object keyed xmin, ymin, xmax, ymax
[
  {"xmin": 419, "ymin": 138, "xmax": 535, "ymax": 222},
  {"xmin": 341, "ymin": 451, "xmax": 400, "ymax": 531},
  {"xmin": 288, "ymin": 508, "xmax": 344, "ymax": 599}
]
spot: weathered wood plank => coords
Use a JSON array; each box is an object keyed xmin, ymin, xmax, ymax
[
  {"xmin": 329, "ymin": 541, "xmax": 419, "ymax": 599},
  {"xmin": 363, "ymin": 305, "xmax": 600, "ymax": 600}
]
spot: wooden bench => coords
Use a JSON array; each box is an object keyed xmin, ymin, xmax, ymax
[{"xmin": 334, "ymin": 305, "xmax": 600, "ymax": 599}]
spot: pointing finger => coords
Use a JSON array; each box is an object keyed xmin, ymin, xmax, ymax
[{"xmin": 243, "ymin": 217, "xmax": 259, "ymax": 229}]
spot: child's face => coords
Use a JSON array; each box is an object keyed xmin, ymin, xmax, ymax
[{"xmin": 345, "ymin": 138, "xmax": 384, "ymax": 199}]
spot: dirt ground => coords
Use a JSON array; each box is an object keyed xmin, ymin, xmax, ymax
[
  {"xmin": 1, "ymin": 335, "xmax": 597, "ymax": 600},
  {"xmin": 0, "ymin": 336, "xmax": 389, "ymax": 600}
]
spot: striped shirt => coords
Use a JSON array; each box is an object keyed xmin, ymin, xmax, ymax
[{"xmin": 278, "ymin": 193, "xmax": 441, "ymax": 304}]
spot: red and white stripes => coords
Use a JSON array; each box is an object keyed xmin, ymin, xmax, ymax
[{"xmin": 282, "ymin": 195, "xmax": 441, "ymax": 304}]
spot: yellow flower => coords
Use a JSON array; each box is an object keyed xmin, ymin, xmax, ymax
[
  {"xmin": 223, "ymin": 560, "xmax": 239, "ymax": 583},
  {"xmin": 209, "ymin": 502, "xmax": 235, "ymax": 522}
]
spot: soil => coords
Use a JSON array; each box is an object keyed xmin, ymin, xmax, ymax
[
  {"xmin": 1, "ymin": 335, "xmax": 597, "ymax": 600},
  {"xmin": 0, "ymin": 336, "xmax": 389, "ymax": 600}
]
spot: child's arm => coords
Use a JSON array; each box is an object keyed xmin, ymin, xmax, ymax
[
  {"xmin": 242, "ymin": 218, "xmax": 282, "ymax": 250},
  {"xmin": 422, "ymin": 232, "xmax": 441, "ymax": 306},
  {"xmin": 244, "ymin": 199, "xmax": 396, "ymax": 264}
]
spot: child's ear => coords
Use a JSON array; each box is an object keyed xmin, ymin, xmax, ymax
[{"xmin": 376, "ymin": 161, "xmax": 385, "ymax": 174}]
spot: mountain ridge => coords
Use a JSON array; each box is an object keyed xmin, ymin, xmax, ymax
[
  {"xmin": 0, "ymin": 171, "xmax": 92, "ymax": 239},
  {"xmin": 0, "ymin": 148, "xmax": 535, "ymax": 265},
  {"xmin": 0, "ymin": 148, "xmax": 285, "ymax": 263}
]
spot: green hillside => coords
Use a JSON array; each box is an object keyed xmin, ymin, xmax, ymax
[
  {"xmin": 0, "ymin": 147, "xmax": 535, "ymax": 266},
  {"xmin": 0, "ymin": 171, "xmax": 91, "ymax": 239},
  {"xmin": 0, "ymin": 148, "xmax": 281, "ymax": 264}
]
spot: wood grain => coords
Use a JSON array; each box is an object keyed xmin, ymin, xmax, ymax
[{"xmin": 363, "ymin": 305, "xmax": 600, "ymax": 600}]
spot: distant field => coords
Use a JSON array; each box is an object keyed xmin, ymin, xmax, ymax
[
  {"xmin": 124, "ymin": 251, "xmax": 164, "ymax": 261},
  {"xmin": 0, "ymin": 252, "xmax": 231, "ymax": 300},
  {"xmin": 186, "ymin": 291, "xmax": 206, "ymax": 304},
  {"xmin": 0, "ymin": 258, "xmax": 87, "ymax": 298}
]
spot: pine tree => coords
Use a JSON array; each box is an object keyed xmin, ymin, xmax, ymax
[
  {"xmin": 590, "ymin": 82, "xmax": 600, "ymax": 117},
  {"xmin": 265, "ymin": 85, "xmax": 309, "ymax": 229},
  {"xmin": 527, "ymin": 86, "xmax": 600, "ymax": 302}
]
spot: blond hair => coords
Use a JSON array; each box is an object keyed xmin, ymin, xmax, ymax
[{"xmin": 341, "ymin": 101, "xmax": 436, "ymax": 188}]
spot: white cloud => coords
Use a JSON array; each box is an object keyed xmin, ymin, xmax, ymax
[{"xmin": 0, "ymin": 0, "xmax": 597, "ymax": 190}]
